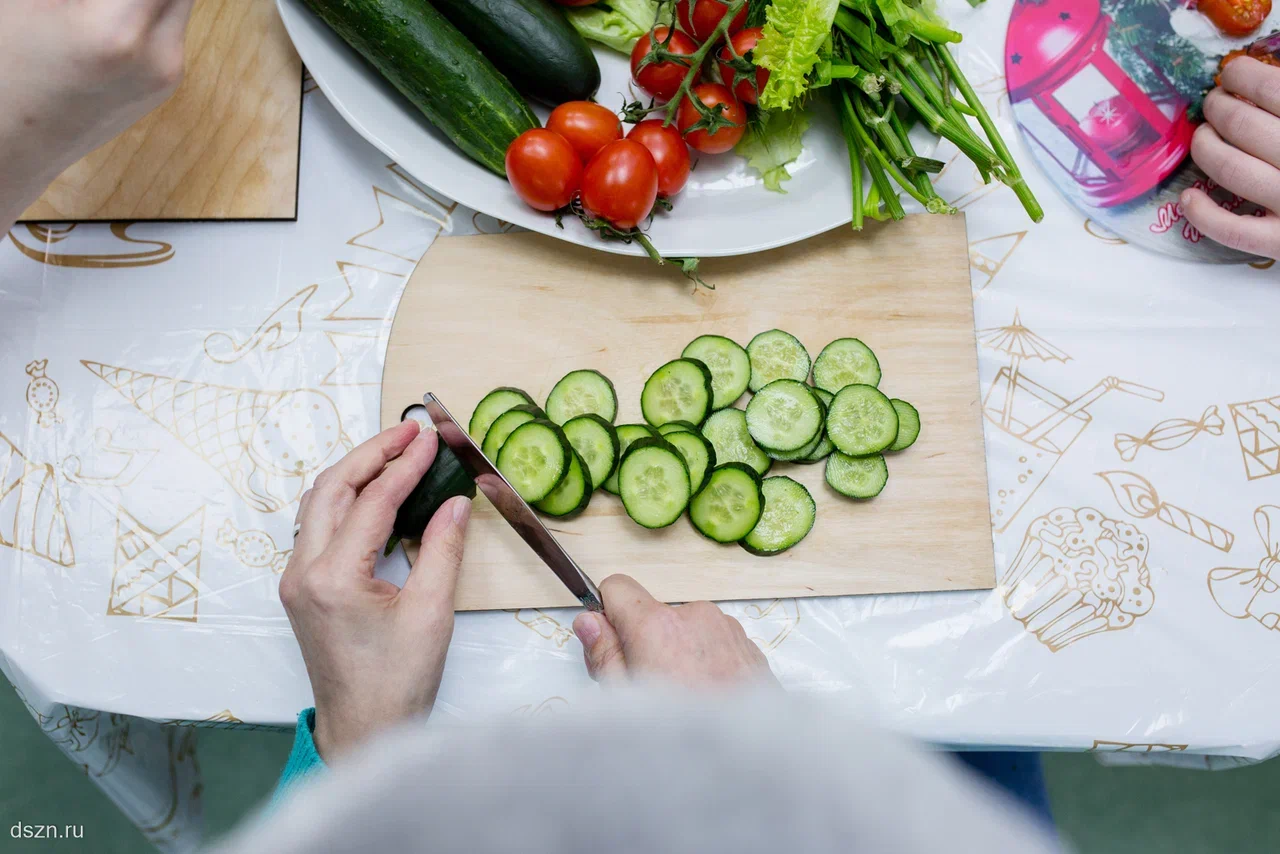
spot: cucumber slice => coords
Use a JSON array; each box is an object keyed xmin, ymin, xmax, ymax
[
  {"xmin": 602, "ymin": 423, "xmax": 658, "ymax": 494},
  {"xmin": 561, "ymin": 413, "xmax": 619, "ymax": 490},
  {"xmin": 496, "ymin": 419, "xmax": 572, "ymax": 503},
  {"xmin": 826, "ymin": 384, "xmax": 899, "ymax": 456},
  {"xmin": 812, "ymin": 338, "xmax": 881, "ymax": 392},
  {"xmin": 468, "ymin": 386, "xmax": 535, "ymax": 442},
  {"xmin": 545, "ymin": 369, "xmax": 618, "ymax": 424},
  {"xmin": 742, "ymin": 476, "xmax": 816, "ymax": 556},
  {"xmin": 888, "ymin": 399, "xmax": 920, "ymax": 451},
  {"xmin": 535, "ymin": 448, "xmax": 592, "ymax": 518},
  {"xmin": 688, "ymin": 463, "xmax": 764, "ymax": 543},
  {"xmin": 700, "ymin": 408, "xmax": 771, "ymax": 476},
  {"xmin": 745, "ymin": 379, "xmax": 823, "ymax": 453},
  {"xmin": 387, "ymin": 444, "xmax": 478, "ymax": 555},
  {"xmin": 825, "ymin": 451, "xmax": 888, "ymax": 498},
  {"xmin": 664, "ymin": 430, "xmax": 716, "ymax": 495},
  {"xmin": 746, "ymin": 329, "xmax": 811, "ymax": 392},
  {"xmin": 768, "ymin": 423, "xmax": 826, "ymax": 462},
  {"xmin": 618, "ymin": 438, "xmax": 691, "ymax": 528},
  {"xmin": 800, "ymin": 388, "xmax": 836, "ymax": 463},
  {"xmin": 480, "ymin": 404, "xmax": 543, "ymax": 461},
  {"xmin": 657, "ymin": 420, "xmax": 700, "ymax": 436},
  {"xmin": 641, "ymin": 358, "xmax": 714, "ymax": 427},
  {"xmin": 681, "ymin": 334, "xmax": 750, "ymax": 409}
]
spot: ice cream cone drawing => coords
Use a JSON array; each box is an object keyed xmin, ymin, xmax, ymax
[
  {"xmin": 216, "ymin": 519, "xmax": 290, "ymax": 574},
  {"xmin": 82, "ymin": 361, "xmax": 353, "ymax": 513},
  {"xmin": 1208, "ymin": 506, "xmax": 1280, "ymax": 633},
  {"xmin": 1096, "ymin": 470, "xmax": 1235, "ymax": 553},
  {"xmin": 1002, "ymin": 507, "xmax": 1154, "ymax": 652},
  {"xmin": 24, "ymin": 359, "xmax": 62, "ymax": 427},
  {"xmin": 107, "ymin": 506, "xmax": 205, "ymax": 621},
  {"xmin": 0, "ymin": 431, "xmax": 75, "ymax": 567},
  {"xmin": 1228, "ymin": 393, "xmax": 1280, "ymax": 481},
  {"xmin": 1114, "ymin": 405, "xmax": 1223, "ymax": 462},
  {"xmin": 512, "ymin": 608, "xmax": 574, "ymax": 648},
  {"xmin": 980, "ymin": 310, "xmax": 1164, "ymax": 533}
]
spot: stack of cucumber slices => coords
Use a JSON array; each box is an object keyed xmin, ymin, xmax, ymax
[{"xmin": 466, "ymin": 330, "xmax": 919, "ymax": 557}]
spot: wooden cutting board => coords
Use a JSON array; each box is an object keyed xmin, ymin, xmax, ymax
[
  {"xmin": 20, "ymin": 0, "xmax": 301, "ymax": 222},
  {"xmin": 382, "ymin": 218, "xmax": 995, "ymax": 610}
]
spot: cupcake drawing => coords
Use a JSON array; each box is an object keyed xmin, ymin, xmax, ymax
[{"xmin": 1003, "ymin": 507, "xmax": 1154, "ymax": 651}]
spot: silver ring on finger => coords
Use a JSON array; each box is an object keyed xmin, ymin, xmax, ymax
[{"xmin": 293, "ymin": 522, "xmax": 302, "ymax": 539}]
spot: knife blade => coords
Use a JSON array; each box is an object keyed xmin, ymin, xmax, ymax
[{"xmin": 420, "ymin": 392, "xmax": 603, "ymax": 611}]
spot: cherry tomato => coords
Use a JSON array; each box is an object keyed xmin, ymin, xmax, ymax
[
  {"xmin": 676, "ymin": 83, "xmax": 746, "ymax": 154},
  {"xmin": 677, "ymin": 0, "xmax": 748, "ymax": 43},
  {"xmin": 1199, "ymin": 0, "xmax": 1270, "ymax": 36},
  {"xmin": 717, "ymin": 27, "xmax": 768, "ymax": 106},
  {"xmin": 630, "ymin": 26, "xmax": 700, "ymax": 101},
  {"xmin": 626, "ymin": 120, "xmax": 691, "ymax": 197},
  {"xmin": 504, "ymin": 129, "xmax": 582, "ymax": 212},
  {"xmin": 547, "ymin": 101, "xmax": 623, "ymax": 164},
  {"xmin": 580, "ymin": 139, "xmax": 659, "ymax": 229}
]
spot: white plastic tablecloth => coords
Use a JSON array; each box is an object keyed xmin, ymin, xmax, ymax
[{"xmin": 2, "ymin": 1, "xmax": 1279, "ymax": 849}]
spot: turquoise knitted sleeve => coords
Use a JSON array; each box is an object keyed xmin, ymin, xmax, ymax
[{"xmin": 273, "ymin": 708, "xmax": 327, "ymax": 804}]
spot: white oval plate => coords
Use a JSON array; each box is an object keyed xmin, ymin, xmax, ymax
[{"xmin": 277, "ymin": 0, "xmax": 857, "ymax": 257}]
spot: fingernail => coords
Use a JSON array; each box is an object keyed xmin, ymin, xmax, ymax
[
  {"xmin": 451, "ymin": 496, "xmax": 472, "ymax": 523},
  {"xmin": 573, "ymin": 613, "xmax": 600, "ymax": 648},
  {"xmin": 1180, "ymin": 190, "xmax": 1193, "ymax": 206}
]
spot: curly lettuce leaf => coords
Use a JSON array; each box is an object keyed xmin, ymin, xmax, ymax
[
  {"xmin": 563, "ymin": 0, "xmax": 659, "ymax": 54},
  {"xmin": 734, "ymin": 108, "xmax": 810, "ymax": 193},
  {"xmin": 753, "ymin": 0, "xmax": 840, "ymax": 111}
]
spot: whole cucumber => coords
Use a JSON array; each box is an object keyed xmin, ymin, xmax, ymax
[
  {"xmin": 430, "ymin": 0, "xmax": 601, "ymax": 105},
  {"xmin": 302, "ymin": 0, "xmax": 539, "ymax": 175}
]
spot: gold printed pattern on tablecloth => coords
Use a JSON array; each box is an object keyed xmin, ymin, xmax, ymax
[
  {"xmin": 1097, "ymin": 470, "xmax": 1235, "ymax": 553},
  {"xmin": 217, "ymin": 519, "xmax": 290, "ymax": 574},
  {"xmin": 0, "ymin": 431, "xmax": 75, "ymax": 566},
  {"xmin": 83, "ymin": 361, "xmax": 352, "ymax": 513},
  {"xmin": 969, "ymin": 231, "xmax": 1026, "ymax": 290},
  {"xmin": 512, "ymin": 608, "xmax": 575, "ymax": 647},
  {"xmin": 203, "ymin": 285, "xmax": 318, "ymax": 364},
  {"xmin": 735, "ymin": 599, "xmax": 801, "ymax": 651},
  {"xmin": 108, "ymin": 505, "xmax": 205, "ymax": 621},
  {"xmin": 1229, "ymin": 394, "xmax": 1280, "ymax": 481},
  {"xmin": 1114, "ymin": 405, "xmax": 1224, "ymax": 462},
  {"xmin": 1002, "ymin": 507, "xmax": 1154, "ymax": 652},
  {"xmin": 24, "ymin": 359, "xmax": 62, "ymax": 427},
  {"xmin": 61, "ymin": 428, "xmax": 158, "ymax": 488},
  {"xmin": 6, "ymin": 223, "xmax": 174, "ymax": 267},
  {"xmin": 935, "ymin": 152, "xmax": 1004, "ymax": 210},
  {"xmin": 348, "ymin": 186, "xmax": 452, "ymax": 263},
  {"xmin": 162, "ymin": 709, "xmax": 284, "ymax": 730},
  {"xmin": 1083, "ymin": 219, "xmax": 1128, "ymax": 245},
  {"xmin": 512, "ymin": 697, "xmax": 569, "ymax": 718},
  {"xmin": 136, "ymin": 728, "xmax": 200, "ymax": 848},
  {"xmin": 1208, "ymin": 506, "xmax": 1280, "ymax": 633},
  {"xmin": 1091, "ymin": 740, "xmax": 1188, "ymax": 752}
]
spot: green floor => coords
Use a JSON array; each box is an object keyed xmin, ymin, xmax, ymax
[{"xmin": 3, "ymin": 679, "xmax": 1279, "ymax": 851}]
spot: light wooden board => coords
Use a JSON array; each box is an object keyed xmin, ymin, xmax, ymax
[
  {"xmin": 21, "ymin": 0, "xmax": 301, "ymax": 222},
  {"xmin": 382, "ymin": 218, "xmax": 995, "ymax": 610}
]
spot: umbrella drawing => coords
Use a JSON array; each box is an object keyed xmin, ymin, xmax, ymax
[{"xmin": 978, "ymin": 310, "xmax": 1072, "ymax": 428}]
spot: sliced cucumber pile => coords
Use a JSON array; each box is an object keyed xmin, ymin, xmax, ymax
[{"xmin": 446, "ymin": 330, "xmax": 920, "ymax": 559}]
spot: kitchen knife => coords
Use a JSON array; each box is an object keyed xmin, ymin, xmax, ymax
[{"xmin": 419, "ymin": 392, "xmax": 603, "ymax": 611}]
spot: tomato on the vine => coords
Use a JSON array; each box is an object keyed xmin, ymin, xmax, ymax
[
  {"xmin": 626, "ymin": 120, "xmax": 691, "ymax": 197},
  {"xmin": 504, "ymin": 129, "xmax": 581, "ymax": 212},
  {"xmin": 547, "ymin": 101, "xmax": 623, "ymax": 164},
  {"xmin": 1198, "ymin": 0, "xmax": 1270, "ymax": 35},
  {"xmin": 630, "ymin": 26, "xmax": 700, "ymax": 101},
  {"xmin": 677, "ymin": 83, "xmax": 745, "ymax": 154},
  {"xmin": 677, "ymin": 0, "xmax": 747, "ymax": 43},
  {"xmin": 580, "ymin": 139, "xmax": 659, "ymax": 229},
  {"xmin": 717, "ymin": 27, "xmax": 768, "ymax": 106}
]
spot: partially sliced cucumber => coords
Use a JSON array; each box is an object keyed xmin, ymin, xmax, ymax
[
  {"xmin": 618, "ymin": 438, "xmax": 691, "ymax": 528},
  {"xmin": 826, "ymin": 384, "xmax": 899, "ymax": 456},
  {"xmin": 641, "ymin": 358, "xmax": 713, "ymax": 427},
  {"xmin": 480, "ymin": 404, "xmax": 543, "ymax": 461},
  {"xmin": 746, "ymin": 329, "xmax": 811, "ymax": 392},
  {"xmin": 535, "ymin": 448, "xmax": 592, "ymax": 518},
  {"xmin": 602, "ymin": 423, "xmax": 658, "ymax": 494},
  {"xmin": 545, "ymin": 369, "xmax": 618, "ymax": 424},
  {"xmin": 700, "ymin": 408, "xmax": 771, "ymax": 476},
  {"xmin": 664, "ymin": 430, "xmax": 716, "ymax": 495},
  {"xmin": 742, "ymin": 476, "xmax": 816, "ymax": 555},
  {"xmin": 496, "ymin": 419, "xmax": 572, "ymax": 503},
  {"xmin": 745, "ymin": 379, "xmax": 823, "ymax": 453},
  {"xmin": 825, "ymin": 451, "xmax": 888, "ymax": 499},
  {"xmin": 657, "ymin": 420, "xmax": 700, "ymax": 436},
  {"xmin": 688, "ymin": 463, "xmax": 764, "ymax": 543},
  {"xmin": 468, "ymin": 387, "xmax": 535, "ymax": 442},
  {"xmin": 561, "ymin": 413, "xmax": 619, "ymax": 490},
  {"xmin": 888, "ymin": 399, "xmax": 920, "ymax": 451},
  {"xmin": 801, "ymin": 388, "xmax": 836, "ymax": 463},
  {"xmin": 812, "ymin": 338, "xmax": 881, "ymax": 392},
  {"xmin": 681, "ymin": 334, "xmax": 750, "ymax": 409}
]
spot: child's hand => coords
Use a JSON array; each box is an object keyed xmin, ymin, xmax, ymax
[{"xmin": 1184, "ymin": 56, "xmax": 1280, "ymax": 258}]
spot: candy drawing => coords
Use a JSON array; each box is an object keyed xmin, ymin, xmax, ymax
[
  {"xmin": 1114, "ymin": 404, "xmax": 1224, "ymax": 462},
  {"xmin": 24, "ymin": 359, "xmax": 62, "ymax": 427},
  {"xmin": 216, "ymin": 519, "xmax": 290, "ymax": 574},
  {"xmin": 1096, "ymin": 470, "xmax": 1235, "ymax": 552}
]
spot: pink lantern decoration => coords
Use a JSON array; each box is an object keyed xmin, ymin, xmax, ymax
[{"xmin": 1006, "ymin": 0, "xmax": 1194, "ymax": 207}]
